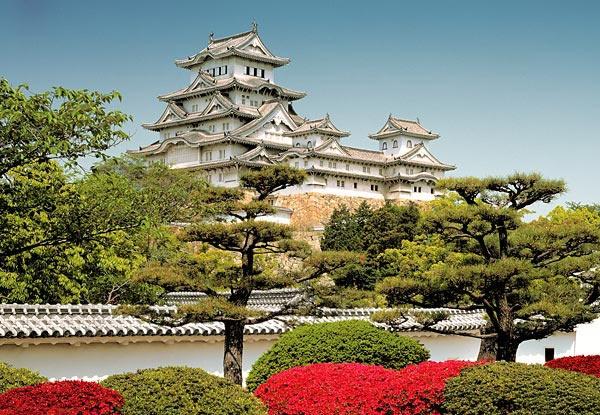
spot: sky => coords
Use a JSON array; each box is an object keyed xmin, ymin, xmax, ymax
[{"xmin": 1, "ymin": 0, "xmax": 599, "ymax": 216}]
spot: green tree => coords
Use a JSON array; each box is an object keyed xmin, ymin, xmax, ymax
[
  {"xmin": 374, "ymin": 173, "xmax": 600, "ymax": 361},
  {"xmin": 126, "ymin": 165, "xmax": 360, "ymax": 385},
  {"xmin": 320, "ymin": 204, "xmax": 360, "ymax": 251},
  {"xmin": 0, "ymin": 155, "xmax": 206, "ymax": 303},
  {"xmin": 1, "ymin": 79, "xmax": 130, "ymax": 263},
  {"xmin": 320, "ymin": 202, "xmax": 419, "ymax": 254},
  {"xmin": 362, "ymin": 202, "xmax": 420, "ymax": 254}
]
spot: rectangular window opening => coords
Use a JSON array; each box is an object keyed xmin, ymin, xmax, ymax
[{"xmin": 544, "ymin": 348, "xmax": 555, "ymax": 362}]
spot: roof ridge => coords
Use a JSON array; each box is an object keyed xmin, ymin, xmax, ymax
[
  {"xmin": 209, "ymin": 30, "xmax": 254, "ymax": 45},
  {"xmin": 342, "ymin": 144, "xmax": 385, "ymax": 155}
]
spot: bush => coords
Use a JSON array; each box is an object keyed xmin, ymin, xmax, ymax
[
  {"xmin": 0, "ymin": 362, "xmax": 46, "ymax": 394},
  {"xmin": 255, "ymin": 363, "xmax": 406, "ymax": 415},
  {"xmin": 443, "ymin": 362, "xmax": 600, "ymax": 414},
  {"xmin": 0, "ymin": 380, "xmax": 123, "ymax": 415},
  {"xmin": 102, "ymin": 366, "xmax": 266, "ymax": 415},
  {"xmin": 545, "ymin": 355, "xmax": 600, "ymax": 377},
  {"xmin": 246, "ymin": 320, "xmax": 429, "ymax": 391},
  {"xmin": 395, "ymin": 360, "xmax": 482, "ymax": 415}
]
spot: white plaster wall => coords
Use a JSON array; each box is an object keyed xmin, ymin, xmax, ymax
[
  {"xmin": 574, "ymin": 318, "xmax": 600, "ymax": 355},
  {"xmin": 0, "ymin": 334, "xmax": 484, "ymax": 381},
  {"xmin": 231, "ymin": 57, "xmax": 275, "ymax": 82},
  {"xmin": 0, "ymin": 338, "xmax": 276, "ymax": 381},
  {"xmin": 410, "ymin": 334, "xmax": 481, "ymax": 361},
  {"xmin": 516, "ymin": 332, "xmax": 576, "ymax": 364}
]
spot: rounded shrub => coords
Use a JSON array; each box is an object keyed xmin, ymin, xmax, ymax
[
  {"xmin": 443, "ymin": 362, "xmax": 600, "ymax": 415},
  {"xmin": 545, "ymin": 355, "xmax": 600, "ymax": 377},
  {"xmin": 246, "ymin": 320, "xmax": 429, "ymax": 391},
  {"xmin": 255, "ymin": 362, "xmax": 406, "ymax": 415},
  {"xmin": 395, "ymin": 360, "xmax": 483, "ymax": 415},
  {"xmin": 0, "ymin": 362, "xmax": 46, "ymax": 394},
  {"xmin": 101, "ymin": 366, "xmax": 266, "ymax": 415},
  {"xmin": 0, "ymin": 380, "xmax": 123, "ymax": 415}
]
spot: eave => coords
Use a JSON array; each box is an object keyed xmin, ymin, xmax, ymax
[{"xmin": 175, "ymin": 49, "xmax": 290, "ymax": 69}]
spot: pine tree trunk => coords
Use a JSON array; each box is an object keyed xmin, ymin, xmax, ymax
[
  {"xmin": 495, "ymin": 297, "xmax": 518, "ymax": 361},
  {"xmin": 496, "ymin": 338, "xmax": 518, "ymax": 361},
  {"xmin": 223, "ymin": 320, "xmax": 245, "ymax": 385},
  {"xmin": 477, "ymin": 324, "xmax": 497, "ymax": 361}
]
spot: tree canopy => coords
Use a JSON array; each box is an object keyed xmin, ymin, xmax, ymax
[{"xmin": 373, "ymin": 173, "xmax": 600, "ymax": 360}]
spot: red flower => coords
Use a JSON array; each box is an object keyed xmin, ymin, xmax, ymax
[
  {"xmin": 254, "ymin": 361, "xmax": 480, "ymax": 415},
  {"xmin": 545, "ymin": 355, "xmax": 600, "ymax": 378},
  {"xmin": 0, "ymin": 380, "xmax": 123, "ymax": 415}
]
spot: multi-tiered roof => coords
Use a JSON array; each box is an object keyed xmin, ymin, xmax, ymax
[{"xmin": 132, "ymin": 24, "xmax": 455, "ymax": 198}]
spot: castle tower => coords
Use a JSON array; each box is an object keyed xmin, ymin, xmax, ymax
[{"xmin": 130, "ymin": 25, "xmax": 456, "ymax": 229}]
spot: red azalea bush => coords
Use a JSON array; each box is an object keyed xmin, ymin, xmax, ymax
[
  {"xmin": 545, "ymin": 355, "xmax": 600, "ymax": 377},
  {"xmin": 255, "ymin": 361, "xmax": 482, "ymax": 415},
  {"xmin": 0, "ymin": 380, "xmax": 124, "ymax": 415},
  {"xmin": 255, "ymin": 363, "xmax": 405, "ymax": 415},
  {"xmin": 395, "ymin": 360, "xmax": 483, "ymax": 415}
]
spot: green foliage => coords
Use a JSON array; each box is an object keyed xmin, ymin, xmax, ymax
[
  {"xmin": 101, "ymin": 366, "xmax": 266, "ymax": 415},
  {"xmin": 0, "ymin": 362, "xmax": 47, "ymax": 394},
  {"xmin": 0, "ymin": 78, "xmax": 130, "ymax": 177},
  {"xmin": 320, "ymin": 204, "xmax": 361, "ymax": 251},
  {"xmin": 240, "ymin": 165, "xmax": 306, "ymax": 200},
  {"xmin": 0, "ymin": 155, "xmax": 206, "ymax": 303},
  {"xmin": 313, "ymin": 286, "xmax": 387, "ymax": 308},
  {"xmin": 246, "ymin": 320, "xmax": 429, "ymax": 391},
  {"xmin": 321, "ymin": 202, "xmax": 420, "ymax": 254},
  {"xmin": 130, "ymin": 165, "xmax": 315, "ymax": 384},
  {"xmin": 376, "ymin": 173, "xmax": 600, "ymax": 360},
  {"xmin": 443, "ymin": 362, "xmax": 600, "ymax": 415}
]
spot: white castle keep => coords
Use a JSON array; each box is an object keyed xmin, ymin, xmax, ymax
[{"xmin": 131, "ymin": 24, "xmax": 455, "ymax": 226}]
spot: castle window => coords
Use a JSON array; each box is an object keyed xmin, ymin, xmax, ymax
[
  {"xmin": 307, "ymin": 141, "xmax": 312, "ymax": 148},
  {"xmin": 382, "ymin": 142, "xmax": 388, "ymax": 150},
  {"xmin": 320, "ymin": 160, "xmax": 324, "ymax": 167},
  {"xmin": 393, "ymin": 140, "xmax": 398, "ymax": 148},
  {"xmin": 337, "ymin": 180, "xmax": 345, "ymax": 188},
  {"xmin": 407, "ymin": 140, "xmax": 413, "ymax": 148},
  {"xmin": 205, "ymin": 151, "xmax": 212, "ymax": 162},
  {"xmin": 191, "ymin": 104, "xmax": 198, "ymax": 112},
  {"xmin": 431, "ymin": 188, "xmax": 435, "ymax": 194},
  {"xmin": 218, "ymin": 149, "xmax": 225, "ymax": 159},
  {"xmin": 218, "ymin": 173, "xmax": 223, "ymax": 182},
  {"xmin": 245, "ymin": 66, "xmax": 251, "ymax": 75},
  {"xmin": 222, "ymin": 122, "xmax": 230, "ymax": 131},
  {"xmin": 370, "ymin": 184, "xmax": 379, "ymax": 191},
  {"xmin": 379, "ymin": 168, "xmax": 383, "ymax": 175},
  {"xmin": 260, "ymin": 69, "xmax": 265, "ymax": 78},
  {"xmin": 304, "ymin": 160, "xmax": 308, "ymax": 167},
  {"xmin": 362, "ymin": 166, "xmax": 371, "ymax": 173},
  {"xmin": 353, "ymin": 182, "xmax": 358, "ymax": 189},
  {"xmin": 295, "ymin": 161, "xmax": 299, "ymax": 168},
  {"xmin": 346, "ymin": 164, "xmax": 350, "ymax": 171}
]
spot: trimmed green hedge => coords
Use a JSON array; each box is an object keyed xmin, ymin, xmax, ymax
[
  {"xmin": 246, "ymin": 320, "xmax": 429, "ymax": 391},
  {"xmin": 0, "ymin": 362, "xmax": 46, "ymax": 394},
  {"xmin": 101, "ymin": 367, "xmax": 266, "ymax": 415},
  {"xmin": 443, "ymin": 362, "xmax": 600, "ymax": 415}
]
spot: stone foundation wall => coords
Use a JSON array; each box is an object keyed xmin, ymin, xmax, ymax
[{"xmin": 273, "ymin": 193, "xmax": 416, "ymax": 230}]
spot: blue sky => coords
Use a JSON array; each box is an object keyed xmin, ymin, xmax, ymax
[{"xmin": 2, "ymin": 0, "xmax": 599, "ymax": 215}]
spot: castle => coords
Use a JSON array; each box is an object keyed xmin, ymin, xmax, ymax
[{"xmin": 131, "ymin": 24, "xmax": 455, "ymax": 229}]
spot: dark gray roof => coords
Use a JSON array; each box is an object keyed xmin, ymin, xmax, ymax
[
  {"xmin": 164, "ymin": 288, "xmax": 302, "ymax": 311},
  {"xmin": 0, "ymin": 300, "xmax": 486, "ymax": 340}
]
